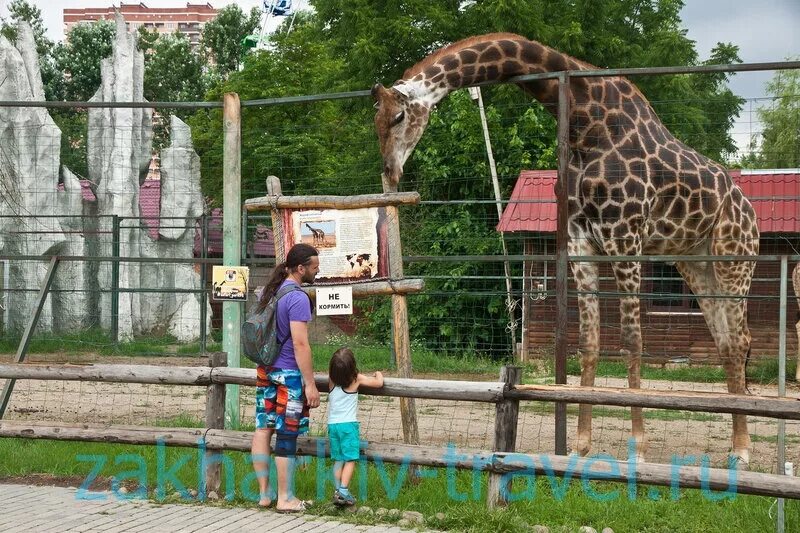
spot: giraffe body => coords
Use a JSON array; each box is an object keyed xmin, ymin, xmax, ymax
[{"xmin": 372, "ymin": 33, "xmax": 759, "ymax": 463}]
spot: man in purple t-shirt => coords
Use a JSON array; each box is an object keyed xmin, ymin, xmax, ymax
[{"xmin": 251, "ymin": 243, "xmax": 320, "ymax": 513}]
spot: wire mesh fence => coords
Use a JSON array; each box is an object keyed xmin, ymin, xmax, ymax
[{"xmin": 1, "ymin": 65, "xmax": 799, "ymax": 478}]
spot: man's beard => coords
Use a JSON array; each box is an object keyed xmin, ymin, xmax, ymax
[{"xmin": 301, "ymin": 270, "xmax": 316, "ymax": 284}]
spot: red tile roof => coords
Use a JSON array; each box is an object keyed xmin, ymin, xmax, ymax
[
  {"xmin": 497, "ymin": 169, "xmax": 800, "ymax": 234},
  {"xmin": 139, "ymin": 177, "xmax": 161, "ymax": 240},
  {"xmin": 730, "ymin": 169, "xmax": 800, "ymax": 233},
  {"xmin": 496, "ymin": 170, "xmax": 557, "ymax": 233},
  {"xmin": 57, "ymin": 179, "xmax": 97, "ymax": 202}
]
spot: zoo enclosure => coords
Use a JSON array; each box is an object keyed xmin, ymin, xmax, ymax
[{"xmin": 1, "ymin": 59, "xmax": 799, "ymax": 525}]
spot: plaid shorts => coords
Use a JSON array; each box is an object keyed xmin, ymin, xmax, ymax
[{"xmin": 255, "ymin": 366, "xmax": 310, "ymax": 435}]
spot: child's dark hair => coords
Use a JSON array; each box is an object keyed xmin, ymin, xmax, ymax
[{"xmin": 329, "ymin": 347, "xmax": 359, "ymax": 388}]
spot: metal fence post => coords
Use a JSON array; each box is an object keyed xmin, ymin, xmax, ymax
[
  {"xmin": 222, "ymin": 92, "xmax": 242, "ymax": 429},
  {"xmin": 777, "ymin": 256, "xmax": 788, "ymax": 533},
  {"xmin": 487, "ymin": 365, "xmax": 522, "ymax": 508},
  {"xmin": 111, "ymin": 215, "xmax": 120, "ymax": 344},
  {"xmin": 554, "ymin": 71, "xmax": 571, "ymax": 455},
  {"xmin": 199, "ymin": 213, "xmax": 208, "ymax": 354},
  {"xmin": 0, "ymin": 256, "xmax": 60, "ymax": 418}
]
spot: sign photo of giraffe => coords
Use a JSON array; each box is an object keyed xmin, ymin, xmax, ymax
[
  {"xmin": 283, "ymin": 207, "xmax": 389, "ymax": 283},
  {"xmin": 299, "ymin": 219, "xmax": 336, "ymax": 248}
]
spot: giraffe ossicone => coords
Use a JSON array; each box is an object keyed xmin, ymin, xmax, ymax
[{"xmin": 373, "ymin": 33, "xmax": 759, "ymax": 465}]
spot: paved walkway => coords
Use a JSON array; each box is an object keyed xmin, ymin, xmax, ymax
[{"xmin": 0, "ymin": 484, "xmax": 422, "ymax": 532}]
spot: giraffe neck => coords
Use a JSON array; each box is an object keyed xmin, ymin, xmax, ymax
[{"xmin": 395, "ymin": 33, "xmax": 591, "ymax": 110}]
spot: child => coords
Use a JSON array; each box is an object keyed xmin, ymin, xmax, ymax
[{"xmin": 327, "ymin": 347, "xmax": 384, "ymax": 506}]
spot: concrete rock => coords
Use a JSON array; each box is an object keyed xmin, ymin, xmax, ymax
[{"xmin": 402, "ymin": 510, "xmax": 424, "ymax": 523}]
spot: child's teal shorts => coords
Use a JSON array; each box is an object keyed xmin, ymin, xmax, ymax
[{"xmin": 329, "ymin": 421, "xmax": 360, "ymax": 461}]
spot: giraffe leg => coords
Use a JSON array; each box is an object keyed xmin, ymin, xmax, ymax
[
  {"xmin": 796, "ymin": 317, "xmax": 800, "ymax": 383},
  {"xmin": 569, "ymin": 240, "xmax": 600, "ymax": 457},
  {"xmin": 793, "ymin": 263, "xmax": 800, "ymax": 382},
  {"xmin": 611, "ymin": 260, "xmax": 646, "ymax": 462},
  {"xmin": 677, "ymin": 255, "xmax": 755, "ymax": 466}
]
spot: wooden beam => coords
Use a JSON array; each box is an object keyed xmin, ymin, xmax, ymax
[
  {"xmin": 488, "ymin": 366, "xmax": 522, "ymax": 508},
  {"xmin": 204, "ymin": 352, "xmax": 226, "ymax": 495},
  {"xmin": 244, "ymin": 192, "xmax": 420, "ymax": 212},
  {"xmin": 0, "ymin": 364, "xmax": 505, "ymax": 403},
  {"xmin": 3, "ymin": 420, "xmax": 800, "ymax": 500},
  {"xmin": 509, "ymin": 384, "xmax": 800, "ymax": 420},
  {"xmin": 0, "ymin": 363, "xmax": 212, "ymax": 385},
  {"xmin": 266, "ymin": 176, "xmax": 285, "ymax": 263},
  {"xmin": 299, "ymin": 279, "xmax": 424, "ymax": 299}
]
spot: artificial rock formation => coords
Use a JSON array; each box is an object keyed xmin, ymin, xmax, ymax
[
  {"xmin": 139, "ymin": 116, "xmax": 208, "ymax": 341},
  {"xmin": 0, "ymin": 22, "xmax": 88, "ymax": 334},
  {"xmin": 1, "ymin": 16, "xmax": 208, "ymax": 342}
]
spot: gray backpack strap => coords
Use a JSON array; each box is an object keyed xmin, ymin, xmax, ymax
[{"xmin": 273, "ymin": 283, "xmax": 302, "ymax": 346}]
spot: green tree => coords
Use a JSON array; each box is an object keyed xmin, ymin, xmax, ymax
[
  {"xmin": 0, "ymin": 0, "xmax": 52, "ymax": 55},
  {"xmin": 200, "ymin": 4, "xmax": 261, "ymax": 79},
  {"xmin": 0, "ymin": 0, "xmax": 58, "ymax": 99},
  {"xmin": 741, "ymin": 63, "xmax": 800, "ymax": 168},
  {"xmin": 141, "ymin": 30, "xmax": 206, "ymax": 103},
  {"xmin": 51, "ymin": 20, "xmax": 115, "ymax": 101}
]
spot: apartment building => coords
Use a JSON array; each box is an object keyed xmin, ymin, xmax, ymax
[{"xmin": 63, "ymin": 3, "xmax": 219, "ymax": 46}]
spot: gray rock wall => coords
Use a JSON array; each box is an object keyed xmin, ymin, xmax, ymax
[{"xmin": 0, "ymin": 15, "xmax": 209, "ymax": 342}]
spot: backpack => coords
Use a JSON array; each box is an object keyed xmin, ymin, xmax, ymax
[{"xmin": 241, "ymin": 284, "xmax": 302, "ymax": 367}]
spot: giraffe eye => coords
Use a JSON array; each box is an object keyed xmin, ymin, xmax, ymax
[{"xmin": 390, "ymin": 110, "xmax": 405, "ymax": 127}]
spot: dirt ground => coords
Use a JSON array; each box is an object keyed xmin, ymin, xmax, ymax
[{"xmin": 2, "ymin": 354, "xmax": 798, "ymax": 473}]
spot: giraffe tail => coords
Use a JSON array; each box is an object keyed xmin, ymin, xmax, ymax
[{"xmin": 744, "ymin": 344, "xmax": 753, "ymax": 395}]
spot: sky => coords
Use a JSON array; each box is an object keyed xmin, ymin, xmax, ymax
[{"xmin": 0, "ymin": 0, "xmax": 798, "ymax": 153}]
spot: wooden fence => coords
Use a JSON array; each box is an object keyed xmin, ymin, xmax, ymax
[{"xmin": 1, "ymin": 356, "xmax": 800, "ymax": 505}]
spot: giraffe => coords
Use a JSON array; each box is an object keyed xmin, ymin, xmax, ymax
[
  {"xmin": 304, "ymin": 223, "xmax": 325, "ymax": 246},
  {"xmin": 794, "ymin": 262, "xmax": 800, "ymax": 382},
  {"xmin": 371, "ymin": 33, "xmax": 759, "ymax": 464}
]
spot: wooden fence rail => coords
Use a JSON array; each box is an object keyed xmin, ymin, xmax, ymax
[
  {"xmin": 2, "ymin": 419, "xmax": 800, "ymax": 500},
  {"xmin": 1, "ymin": 361, "xmax": 799, "ymax": 504},
  {"xmin": 1, "ymin": 363, "xmax": 797, "ymax": 419}
]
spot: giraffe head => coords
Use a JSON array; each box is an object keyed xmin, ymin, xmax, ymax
[{"xmin": 372, "ymin": 82, "xmax": 432, "ymax": 188}]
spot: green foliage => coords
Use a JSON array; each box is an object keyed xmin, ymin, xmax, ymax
[
  {"xmin": 0, "ymin": 0, "xmax": 58, "ymax": 100},
  {"xmin": 0, "ymin": 0, "xmax": 50, "ymax": 53},
  {"xmin": 50, "ymin": 20, "xmax": 115, "ymax": 101},
  {"xmin": 141, "ymin": 30, "xmax": 207, "ymax": 103},
  {"xmin": 740, "ymin": 61, "xmax": 800, "ymax": 168},
  {"xmin": 199, "ymin": 4, "xmax": 261, "ymax": 79}
]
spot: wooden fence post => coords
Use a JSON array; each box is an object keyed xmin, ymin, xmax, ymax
[
  {"xmin": 204, "ymin": 351, "xmax": 227, "ymax": 496},
  {"xmin": 487, "ymin": 365, "xmax": 522, "ymax": 508}
]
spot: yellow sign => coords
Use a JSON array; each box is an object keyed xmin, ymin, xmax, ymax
[{"xmin": 212, "ymin": 266, "xmax": 249, "ymax": 301}]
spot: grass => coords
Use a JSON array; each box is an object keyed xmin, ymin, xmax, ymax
[
  {"xmin": 564, "ymin": 357, "xmax": 796, "ymax": 386},
  {"xmin": 0, "ymin": 437, "xmax": 795, "ymax": 532}
]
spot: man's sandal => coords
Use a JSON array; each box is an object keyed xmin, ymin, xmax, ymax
[{"xmin": 276, "ymin": 499, "xmax": 313, "ymax": 514}]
